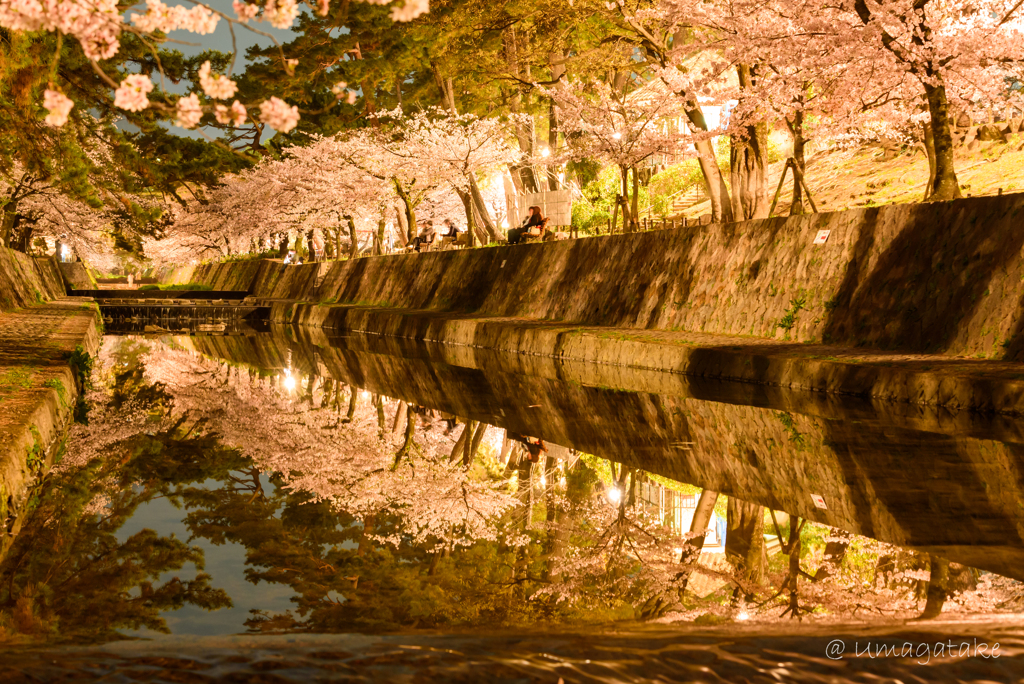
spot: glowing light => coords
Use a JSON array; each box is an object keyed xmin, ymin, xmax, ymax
[
  {"xmin": 611, "ymin": 131, "xmax": 622, "ymax": 140},
  {"xmin": 673, "ymin": 547, "xmax": 683, "ymax": 556},
  {"xmin": 359, "ymin": 391, "xmax": 371, "ymax": 400},
  {"xmin": 59, "ymin": 244, "xmax": 71, "ymax": 262},
  {"xmin": 540, "ymin": 147, "xmax": 551, "ymax": 158},
  {"xmin": 737, "ymin": 611, "xmax": 750, "ymax": 621},
  {"xmin": 539, "ymin": 473, "xmax": 547, "ymax": 486},
  {"xmin": 559, "ymin": 476, "xmax": 567, "ymax": 487},
  {"xmin": 607, "ymin": 487, "xmax": 622, "ymax": 504},
  {"xmin": 282, "ymin": 368, "xmax": 296, "ymax": 392}
]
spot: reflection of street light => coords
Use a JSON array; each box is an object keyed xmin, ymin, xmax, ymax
[
  {"xmin": 737, "ymin": 611, "xmax": 750, "ymax": 621},
  {"xmin": 282, "ymin": 368, "xmax": 296, "ymax": 392}
]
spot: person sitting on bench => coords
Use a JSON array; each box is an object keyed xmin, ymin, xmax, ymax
[
  {"xmin": 508, "ymin": 206, "xmax": 544, "ymax": 245},
  {"xmin": 409, "ymin": 221, "xmax": 436, "ymax": 252}
]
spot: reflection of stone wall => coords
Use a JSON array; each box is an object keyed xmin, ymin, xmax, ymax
[
  {"xmin": 303, "ymin": 194, "xmax": 1024, "ymax": 359},
  {"xmin": 187, "ymin": 330, "xmax": 1024, "ymax": 581}
]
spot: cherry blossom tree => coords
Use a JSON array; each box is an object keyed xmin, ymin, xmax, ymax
[
  {"xmin": 550, "ymin": 79, "xmax": 689, "ymax": 232},
  {"xmin": 0, "ymin": 0, "xmax": 429, "ymax": 134}
]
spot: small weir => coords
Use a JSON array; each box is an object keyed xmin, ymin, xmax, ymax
[{"xmin": 71, "ymin": 289, "xmax": 271, "ymax": 329}]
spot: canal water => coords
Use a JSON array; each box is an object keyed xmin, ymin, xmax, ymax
[{"xmin": 1, "ymin": 329, "xmax": 1023, "ymax": 681}]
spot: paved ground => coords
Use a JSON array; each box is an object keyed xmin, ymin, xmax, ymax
[{"xmin": 1, "ymin": 624, "xmax": 1022, "ymax": 683}]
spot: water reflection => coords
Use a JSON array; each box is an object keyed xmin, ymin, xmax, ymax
[{"xmin": 1, "ymin": 332, "xmax": 1022, "ymax": 646}]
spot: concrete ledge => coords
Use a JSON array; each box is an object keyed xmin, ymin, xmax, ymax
[
  {"xmin": 281, "ymin": 302, "xmax": 1024, "ymax": 416},
  {"xmin": 0, "ymin": 300, "xmax": 101, "ymax": 560}
]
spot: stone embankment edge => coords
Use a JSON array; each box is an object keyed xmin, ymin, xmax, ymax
[
  {"xmin": 277, "ymin": 302, "xmax": 1024, "ymax": 416},
  {"xmin": 0, "ymin": 302, "xmax": 102, "ymax": 561}
]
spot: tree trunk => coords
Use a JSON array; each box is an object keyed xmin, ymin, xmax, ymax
[
  {"xmin": 547, "ymin": 51, "xmax": 566, "ymax": 191},
  {"xmin": 923, "ymin": 85, "xmax": 961, "ymax": 201},
  {"xmin": 374, "ymin": 214, "xmax": 386, "ymax": 255},
  {"xmin": 0, "ymin": 204, "xmax": 18, "ymax": 247},
  {"xmin": 619, "ymin": 166, "xmax": 633, "ymax": 232},
  {"xmin": 630, "ymin": 166, "xmax": 640, "ymax": 231},
  {"xmin": 469, "ymin": 176, "xmax": 502, "ymax": 242},
  {"xmin": 458, "ymin": 189, "xmax": 478, "ymax": 247},
  {"xmin": 346, "ymin": 214, "xmax": 359, "ymax": 259},
  {"xmin": 684, "ymin": 109, "xmax": 733, "ymax": 223},
  {"xmin": 786, "ymin": 110, "xmax": 806, "ymax": 215},
  {"xmin": 730, "ymin": 65, "xmax": 770, "ymax": 221},
  {"xmin": 394, "ymin": 205, "xmax": 409, "ymax": 247},
  {"xmin": 677, "ymin": 489, "xmax": 718, "ymax": 596},
  {"xmin": 394, "ymin": 182, "xmax": 416, "ymax": 243}
]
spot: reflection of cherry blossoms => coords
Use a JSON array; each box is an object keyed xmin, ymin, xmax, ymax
[{"xmin": 68, "ymin": 337, "xmax": 517, "ymax": 550}]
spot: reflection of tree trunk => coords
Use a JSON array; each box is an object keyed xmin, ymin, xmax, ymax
[
  {"xmin": 814, "ymin": 528, "xmax": 852, "ymax": 581},
  {"xmin": 393, "ymin": 404, "xmax": 416, "ymax": 468},
  {"xmin": 465, "ymin": 422, "xmax": 486, "ymax": 468},
  {"xmin": 542, "ymin": 455, "xmax": 568, "ymax": 582},
  {"xmin": 357, "ymin": 514, "xmax": 375, "ymax": 557},
  {"xmin": 391, "ymin": 401, "xmax": 407, "ymax": 435},
  {"xmin": 726, "ymin": 498, "xmax": 766, "ymax": 594},
  {"xmin": 343, "ymin": 387, "xmax": 358, "ymax": 423},
  {"xmin": 374, "ymin": 213, "xmax": 386, "ymax": 255},
  {"xmin": 677, "ymin": 489, "xmax": 718, "ymax": 597},
  {"xmin": 374, "ymin": 395, "xmax": 386, "ymax": 437},
  {"xmin": 919, "ymin": 554, "xmax": 950, "ymax": 619},
  {"xmin": 450, "ymin": 421, "xmax": 471, "ymax": 463}
]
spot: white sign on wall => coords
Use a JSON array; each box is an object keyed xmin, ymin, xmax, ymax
[{"xmin": 813, "ymin": 229, "xmax": 832, "ymax": 245}]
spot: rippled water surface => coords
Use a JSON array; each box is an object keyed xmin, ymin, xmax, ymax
[{"xmin": 2, "ymin": 329, "xmax": 1023, "ymax": 681}]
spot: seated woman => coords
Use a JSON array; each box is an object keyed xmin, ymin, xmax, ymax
[
  {"xmin": 409, "ymin": 221, "xmax": 436, "ymax": 252},
  {"xmin": 508, "ymin": 206, "xmax": 544, "ymax": 245}
]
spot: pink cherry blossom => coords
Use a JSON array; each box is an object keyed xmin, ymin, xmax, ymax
[
  {"xmin": 175, "ymin": 93, "xmax": 203, "ymax": 129},
  {"xmin": 232, "ymin": 0, "xmax": 258, "ymax": 22},
  {"xmin": 130, "ymin": 0, "xmax": 218, "ymax": 34},
  {"xmin": 42, "ymin": 89, "xmax": 74, "ymax": 127},
  {"xmin": 215, "ymin": 100, "xmax": 248, "ymax": 127},
  {"xmin": 262, "ymin": 0, "xmax": 298, "ymax": 29},
  {"xmin": 198, "ymin": 60, "xmax": 238, "ymax": 100},
  {"xmin": 259, "ymin": 96, "xmax": 299, "ymax": 133},
  {"xmin": 113, "ymin": 74, "xmax": 154, "ymax": 112}
]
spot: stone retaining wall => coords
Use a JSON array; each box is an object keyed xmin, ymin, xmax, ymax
[
  {"xmin": 159, "ymin": 259, "xmax": 319, "ymax": 299},
  {"xmin": 0, "ymin": 249, "xmax": 65, "ymax": 311},
  {"xmin": 57, "ymin": 262, "xmax": 94, "ymax": 291},
  {"xmin": 299, "ymin": 194, "xmax": 1024, "ymax": 359}
]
